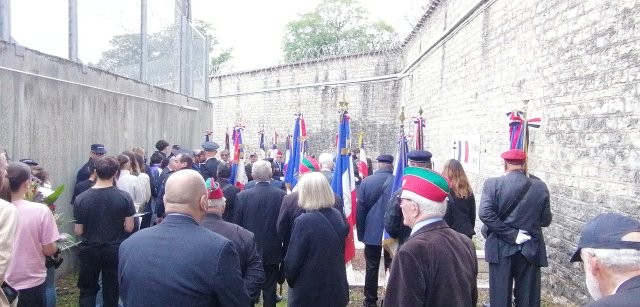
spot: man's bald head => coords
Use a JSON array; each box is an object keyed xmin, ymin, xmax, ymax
[{"xmin": 164, "ymin": 170, "xmax": 207, "ymax": 218}]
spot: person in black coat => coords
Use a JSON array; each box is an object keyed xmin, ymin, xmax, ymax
[
  {"xmin": 200, "ymin": 182, "xmax": 265, "ymax": 301},
  {"xmin": 479, "ymin": 150, "xmax": 552, "ymax": 307},
  {"xmin": 216, "ymin": 162, "xmax": 240, "ymax": 223},
  {"xmin": 234, "ymin": 161, "xmax": 286, "ymax": 307},
  {"xmin": 200, "ymin": 141, "xmax": 220, "ymax": 181},
  {"xmin": 284, "ymin": 172, "xmax": 349, "ymax": 307},
  {"xmin": 442, "ymin": 159, "xmax": 476, "ymax": 238}
]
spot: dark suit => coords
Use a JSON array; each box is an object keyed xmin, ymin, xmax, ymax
[
  {"xmin": 218, "ymin": 178, "xmax": 240, "ymax": 223},
  {"xmin": 383, "ymin": 189, "xmax": 412, "ymax": 245},
  {"xmin": 154, "ymin": 168, "xmax": 175, "ymax": 218},
  {"xmin": 383, "ymin": 220, "xmax": 478, "ymax": 307},
  {"xmin": 284, "ymin": 208, "xmax": 349, "ymax": 307},
  {"xmin": 76, "ymin": 159, "xmax": 92, "ymax": 184},
  {"xmin": 244, "ymin": 179, "xmax": 286, "ymax": 192},
  {"xmin": 201, "ymin": 157, "xmax": 220, "ymax": 181},
  {"xmin": 356, "ymin": 169, "xmax": 394, "ymax": 306},
  {"xmin": 200, "ymin": 213, "xmax": 265, "ymax": 300},
  {"xmin": 479, "ymin": 171, "xmax": 552, "ymax": 307},
  {"xmin": 118, "ymin": 214, "xmax": 249, "ymax": 307},
  {"xmin": 235, "ymin": 182, "xmax": 286, "ymax": 307},
  {"xmin": 585, "ymin": 275, "xmax": 640, "ymax": 307}
]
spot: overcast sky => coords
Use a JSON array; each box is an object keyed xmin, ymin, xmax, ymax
[{"xmin": 9, "ymin": 0, "xmax": 423, "ymax": 72}]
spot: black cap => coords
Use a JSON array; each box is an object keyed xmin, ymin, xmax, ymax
[
  {"xmin": 408, "ymin": 150, "xmax": 432, "ymax": 163},
  {"xmin": 19, "ymin": 158, "xmax": 39, "ymax": 166},
  {"xmin": 570, "ymin": 213, "xmax": 640, "ymax": 262},
  {"xmin": 91, "ymin": 144, "xmax": 106, "ymax": 154},
  {"xmin": 376, "ymin": 154, "xmax": 394, "ymax": 164}
]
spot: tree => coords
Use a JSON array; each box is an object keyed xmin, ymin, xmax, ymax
[
  {"xmin": 96, "ymin": 20, "xmax": 231, "ymax": 75},
  {"xmin": 282, "ymin": 0, "xmax": 397, "ymax": 62}
]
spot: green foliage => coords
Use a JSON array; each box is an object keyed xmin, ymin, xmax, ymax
[
  {"xmin": 96, "ymin": 20, "xmax": 231, "ymax": 75},
  {"xmin": 43, "ymin": 184, "xmax": 64, "ymax": 205},
  {"xmin": 282, "ymin": 0, "xmax": 397, "ymax": 62}
]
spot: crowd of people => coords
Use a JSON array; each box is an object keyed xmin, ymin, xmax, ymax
[{"xmin": 0, "ymin": 138, "xmax": 638, "ymax": 307}]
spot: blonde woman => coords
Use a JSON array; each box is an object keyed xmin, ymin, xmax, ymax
[
  {"xmin": 442, "ymin": 159, "xmax": 476, "ymax": 238},
  {"xmin": 284, "ymin": 172, "xmax": 348, "ymax": 307}
]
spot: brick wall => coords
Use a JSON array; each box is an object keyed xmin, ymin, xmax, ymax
[{"xmin": 211, "ymin": 0, "xmax": 640, "ymax": 303}]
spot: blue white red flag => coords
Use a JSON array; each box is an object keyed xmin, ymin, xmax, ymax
[
  {"xmin": 284, "ymin": 114, "xmax": 303, "ymax": 188},
  {"xmin": 507, "ymin": 111, "xmax": 541, "ymax": 150},
  {"xmin": 229, "ymin": 125, "xmax": 247, "ymax": 189},
  {"xmin": 331, "ymin": 112, "xmax": 357, "ymax": 263},
  {"xmin": 382, "ymin": 129, "xmax": 408, "ymax": 255}
]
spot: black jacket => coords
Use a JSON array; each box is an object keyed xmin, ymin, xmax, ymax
[
  {"xmin": 235, "ymin": 182, "xmax": 286, "ymax": 265},
  {"xmin": 200, "ymin": 213, "xmax": 265, "ymax": 299},
  {"xmin": 383, "ymin": 189, "xmax": 412, "ymax": 245},
  {"xmin": 200, "ymin": 158, "xmax": 220, "ymax": 181},
  {"xmin": 444, "ymin": 193, "xmax": 476, "ymax": 238},
  {"xmin": 585, "ymin": 275, "xmax": 640, "ymax": 307},
  {"xmin": 217, "ymin": 179, "xmax": 240, "ymax": 223},
  {"xmin": 284, "ymin": 208, "xmax": 349, "ymax": 307},
  {"xmin": 277, "ymin": 191, "xmax": 344, "ymax": 257}
]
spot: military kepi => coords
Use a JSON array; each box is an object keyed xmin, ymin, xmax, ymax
[
  {"xmin": 407, "ymin": 150, "xmax": 432, "ymax": 163},
  {"xmin": 501, "ymin": 149, "xmax": 526, "ymax": 164},
  {"xmin": 376, "ymin": 154, "xmax": 394, "ymax": 164},
  {"xmin": 202, "ymin": 141, "xmax": 220, "ymax": 152},
  {"xmin": 401, "ymin": 167, "xmax": 450, "ymax": 202}
]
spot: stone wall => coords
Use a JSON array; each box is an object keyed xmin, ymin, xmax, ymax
[
  {"xmin": 211, "ymin": 53, "xmax": 403, "ymax": 156},
  {"xmin": 0, "ymin": 41, "xmax": 212, "ymax": 269},
  {"xmin": 211, "ymin": 0, "xmax": 640, "ymax": 304}
]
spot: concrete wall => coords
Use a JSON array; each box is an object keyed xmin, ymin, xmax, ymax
[
  {"xmin": 211, "ymin": 0, "xmax": 640, "ymax": 303},
  {"xmin": 0, "ymin": 41, "xmax": 212, "ymax": 269}
]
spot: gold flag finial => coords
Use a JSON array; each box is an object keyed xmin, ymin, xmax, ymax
[
  {"xmin": 339, "ymin": 94, "xmax": 349, "ymax": 112},
  {"xmin": 399, "ymin": 107, "xmax": 406, "ymax": 125},
  {"xmin": 418, "ymin": 106, "xmax": 423, "ymax": 117}
]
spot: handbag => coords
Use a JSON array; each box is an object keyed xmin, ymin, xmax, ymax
[
  {"xmin": 481, "ymin": 179, "xmax": 532, "ymax": 239},
  {"xmin": 2, "ymin": 281, "xmax": 18, "ymax": 305}
]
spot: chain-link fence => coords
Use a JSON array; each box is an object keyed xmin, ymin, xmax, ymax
[{"xmin": 4, "ymin": 0, "xmax": 208, "ymax": 101}]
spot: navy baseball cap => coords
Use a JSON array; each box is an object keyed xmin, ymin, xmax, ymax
[
  {"xmin": 376, "ymin": 154, "xmax": 394, "ymax": 164},
  {"xmin": 19, "ymin": 158, "xmax": 39, "ymax": 166},
  {"xmin": 91, "ymin": 144, "xmax": 106, "ymax": 154},
  {"xmin": 570, "ymin": 213, "xmax": 640, "ymax": 262},
  {"xmin": 408, "ymin": 150, "xmax": 432, "ymax": 163}
]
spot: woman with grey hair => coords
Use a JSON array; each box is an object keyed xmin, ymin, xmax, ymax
[{"xmin": 284, "ymin": 172, "xmax": 349, "ymax": 307}]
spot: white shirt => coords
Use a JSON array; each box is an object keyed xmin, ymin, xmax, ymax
[
  {"xmin": 117, "ymin": 170, "xmax": 144, "ymax": 207},
  {"xmin": 410, "ymin": 217, "xmax": 443, "ymax": 236}
]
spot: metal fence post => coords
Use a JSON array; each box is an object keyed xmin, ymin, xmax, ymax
[
  {"xmin": 0, "ymin": 0, "xmax": 10, "ymax": 42},
  {"xmin": 68, "ymin": 0, "xmax": 78, "ymax": 62},
  {"xmin": 205, "ymin": 37, "xmax": 210, "ymax": 102},
  {"xmin": 140, "ymin": 0, "xmax": 148, "ymax": 83}
]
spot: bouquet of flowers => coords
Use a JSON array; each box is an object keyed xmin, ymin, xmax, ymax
[{"xmin": 26, "ymin": 179, "xmax": 80, "ymax": 251}]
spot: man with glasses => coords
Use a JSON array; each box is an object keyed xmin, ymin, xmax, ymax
[
  {"xmin": 155, "ymin": 153, "xmax": 193, "ymax": 222},
  {"xmin": 75, "ymin": 144, "xmax": 106, "ymax": 185},
  {"xmin": 383, "ymin": 167, "xmax": 477, "ymax": 307},
  {"xmin": 219, "ymin": 149, "xmax": 231, "ymax": 163}
]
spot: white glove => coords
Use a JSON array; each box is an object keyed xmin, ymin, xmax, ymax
[{"xmin": 515, "ymin": 229, "xmax": 531, "ymax": 244}]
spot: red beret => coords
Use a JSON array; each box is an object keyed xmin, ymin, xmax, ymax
[{"xmin": 501, "ymin": 149, "xmax": 527, "ymax": 162}]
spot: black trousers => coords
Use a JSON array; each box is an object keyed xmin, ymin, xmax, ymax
[
  {"xmin": 489, "ymin": 252, "xmax": 541, "ymax": 307},
  {"xmin": 77, "ymin": 245, "xmax": 120, "ymax": 307},
  {"xmin": 363, "ymin": 244, "xmax": 391, "ymax": 306},
  {"xmin": 17, "ymin": 281, "xmax": 46, "ymax": 307},
  {"xmin": 255, "ymin": 264, "xmax": 279, "ymax": 307}
]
